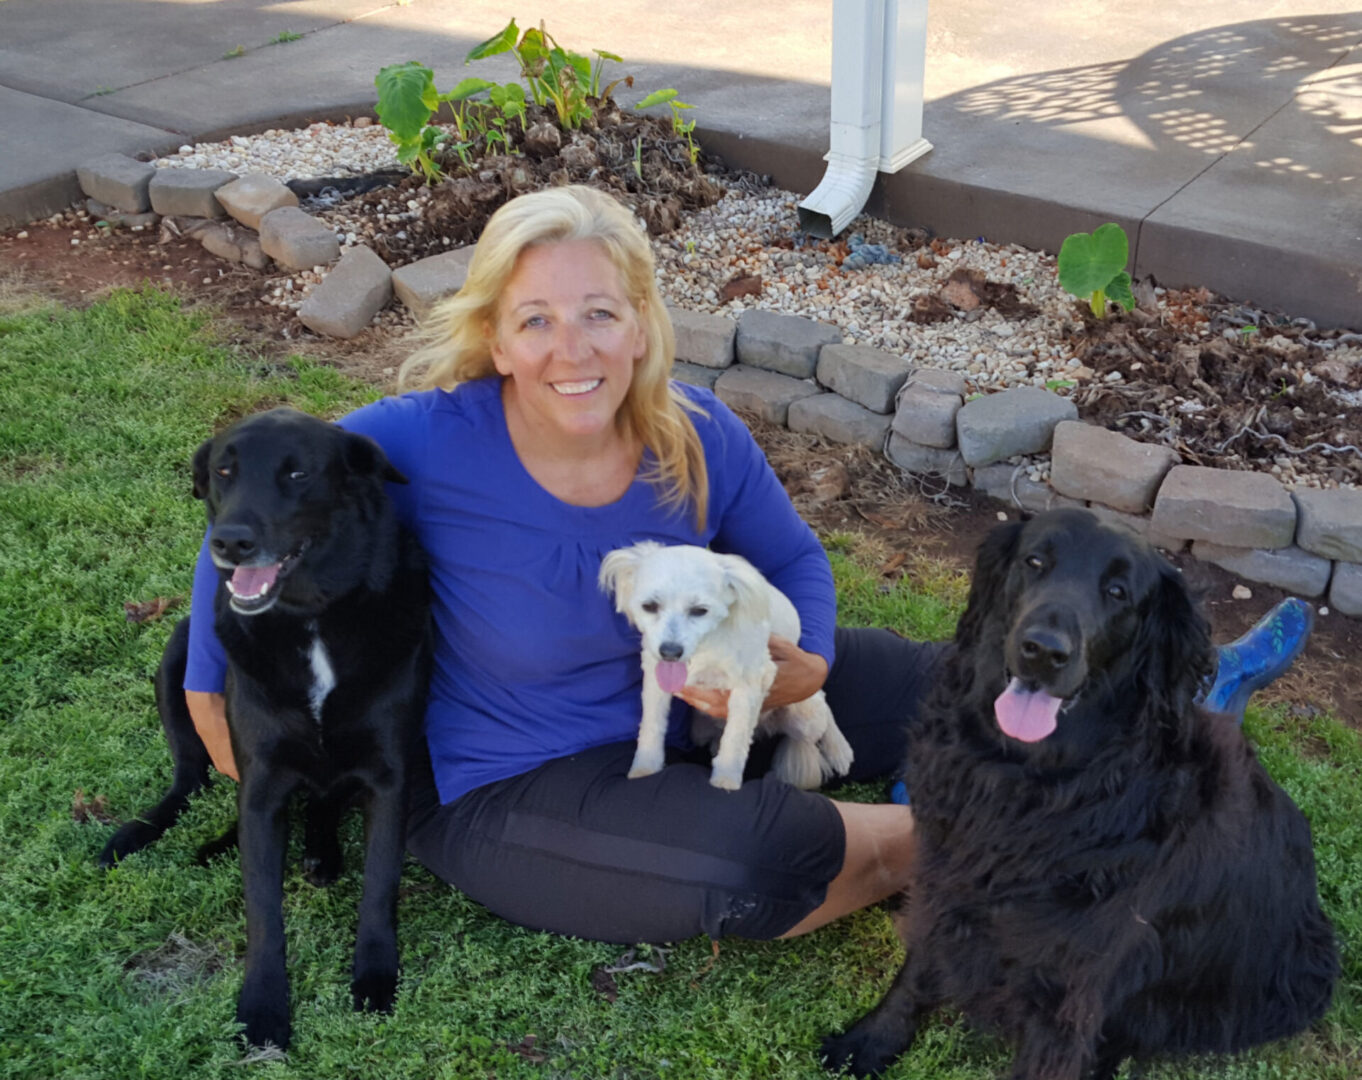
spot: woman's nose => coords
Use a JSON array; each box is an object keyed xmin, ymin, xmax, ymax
[{"xmin": 551, "ymin": 320, "xmax": 592, "ymax": 362}]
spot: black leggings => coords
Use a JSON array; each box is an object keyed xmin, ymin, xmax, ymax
[{"xmin": 405, "ymin": 628, "xmax": 947, "ymax": 944}]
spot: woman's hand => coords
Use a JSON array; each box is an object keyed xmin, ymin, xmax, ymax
[
  {"xmin": 186, "ymin": 690, "xmax": 239, "ymax": 781},
  {"xmin": 676, "ymin": 635, "xmax": 829, "ymax": 719}
]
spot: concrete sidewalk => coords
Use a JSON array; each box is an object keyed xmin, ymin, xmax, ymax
[{"xmin": 1, "ymin": 0, "xmax": 1359, "ymax": 326}]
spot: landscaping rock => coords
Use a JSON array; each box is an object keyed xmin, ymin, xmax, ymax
[
  {"xmin": 902, "ymin": 366, "xmax": 969, "ymax": 399},
  {"xmin": 714, "ymin": 365, "xmax": 821, "ymax": 425},
  {"xmin": 971, "ymin": 461, "xmax": 1080, "ymax": 512},
  {"xmin": 1049, "ymin": 420, "xmax": 1180, "ymax": 514},
  {"xmin": 76, "ymin": 153, "xmax": 156, "ymax": 213},
  {"xmin": 297, "ymin": 246, "xmax": 392, "ymax": 339},
  {"xmin": 671, "ymin": 361, "xmax": 722, "ymax": 390},
  {"xmin": 1330, "ymin": 562, "xmax": 1362, "ymax": 617},
  {"xmin": 735, "ymin": 309, "xmax": 842, "ymax": 379},
  {"xmin": 788, "ymin": 393, "xmax": 892, "ymax": 449},
  {"xmin": 1191, "ymin": 542, "xmax": 1333, "ymax": 598},
  {"xmin": 816, "ymin": 344, "xmax": 910, "ymax": 413},
  {"xmin": 892, "ymin": 385, "xmax": 961, "ymax": 448},
  {"xmin": 258, "ymin": 206, "xmax": 339, "ymax": 271},
  {"xmin": 391, "ymin": 246, "xmax": 477, "ymax": 317},
  {"xmin": 1293, "ymin": 488, "xmax": 1362, "ymax": 563},
  {"xmin": 215, "ymin": 172, "xmax": 299, "ymax": 230},
  {"xmin": 1150, "ymin": 466, "xmax": 1296, "ymax": 549},
  {"xmin": 669, "ymin": 306, "xmax": 736, "ymax": 369},
  {"xmin": 85, "ymin": 198, "xmax": 159, "ymax": 229},
  {"xmin": 955, "ymin": 386, "xmax": 1077, "ymax": 466},
  {"xmin": 148, "ymin": 168, "xmax": 236, "ymax": 218},
  {"xmin": 971, "ymin": 462, "xmax": 1026, "ymax": 504},
  {"xmin": 197, "ymin": 221, "xmax": 270, "ymax": 270},
  {"xmin": 886, "ymin": 434, "xmax": 968, "ymax": 486}
]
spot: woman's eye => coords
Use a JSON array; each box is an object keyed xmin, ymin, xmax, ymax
[
  {"xmin": 641, "ymin": 601, "xmax": 660, "ymax": 614},
  {"xmin": 591, "ymin": 308, "xmax": 616, "ymax": 321},
  {"xmin": 523, "ymin": 315, "xmax": 546, "ymax": 329},
  {"xmin": 688, "ymin": 606, "xmax": 709, "ymax": 618}
]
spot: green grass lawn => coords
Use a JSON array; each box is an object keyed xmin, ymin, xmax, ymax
[{"xmin": 1, "ymin": 287, "xmax": 1358, "ymax": 1079}]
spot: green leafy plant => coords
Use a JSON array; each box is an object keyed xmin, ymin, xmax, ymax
[
  {"xmin": 223, "ymin": 44, "xmax": 245, "ymax": 59},
  {"xmin": 635, "ymin": 88, "xmax": 699, "ymax": 164},
  {"xmin": 466, "ymin": 18, "xmax": 621, "ymax": 131},
  {"xmin": 1057, "ymin": 222, "xmax": 1134, "ymax": 318},
  {"xmin": 269, "ymin": 30, "xmax": 303, "ymax": 44},
  {"xmin": 375, "ymin": 63, "xmax": 503, "ymax": 183}
]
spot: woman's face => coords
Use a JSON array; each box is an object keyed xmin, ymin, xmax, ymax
[{"xmin": 490, "ymin": 239, "xmax": 647, "ymax": 448}]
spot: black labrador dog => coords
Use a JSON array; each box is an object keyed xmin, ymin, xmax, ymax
[
  {"xmin": 100, "ymin": 408, "xmax": 429, "ymax": 1051},
  {"xmin": 823, "ymin": 508, "xmax": 1338, "ymax": 1080}
]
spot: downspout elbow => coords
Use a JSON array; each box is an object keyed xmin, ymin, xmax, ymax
[{"xmin": 797, "ymin": 153, "xmax": 879, "ymax": 240}]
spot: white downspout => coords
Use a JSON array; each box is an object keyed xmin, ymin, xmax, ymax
[{"xmin": 798, "ymin": 0, "xmax": 934, "ymax": 239}]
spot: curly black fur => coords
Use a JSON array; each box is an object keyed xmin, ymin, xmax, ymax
[{"xmin": 823, "ymin": 509, "xmax": 1338, "ymax": 1080}]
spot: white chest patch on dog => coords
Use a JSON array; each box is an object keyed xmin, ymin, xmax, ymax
[{"xmin": 306, "ymin": 626, "xmax": 336, "ymax": 722}]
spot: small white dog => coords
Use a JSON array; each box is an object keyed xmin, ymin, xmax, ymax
[{"xmin": 599, "ymin": 541, "xmax": 854, "ymax": 791}]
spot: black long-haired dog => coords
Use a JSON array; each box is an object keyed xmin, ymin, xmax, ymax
[
  {"xmin": 823, "ymin": 508, "xmax": 1338, "ymax": 1080},
  {"xmin": 99, "ymin": 409, "xmax": 429, "ymax": 1051}
]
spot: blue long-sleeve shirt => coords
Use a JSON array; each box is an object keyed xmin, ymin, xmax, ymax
[{"xmin": 185, "ymin": 377, "xmax": 836, "ymax": 804}]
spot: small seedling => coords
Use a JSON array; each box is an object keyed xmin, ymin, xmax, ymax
[
  {"xmin": 635, "ymin": 88, "xmax": 699, "ymax": 164},
  {"xmin": 270, "ymin": 30, "xmax": 303, "ymax": 44},
  {"xmin": 92, "ymin": 86, "xmax": 115, "ymax": 96},
  {"xmin": 633, "ymin": 136, "xmax": 643, "ymax": 180},
  {"xmin": 1045, "ymin": 379, "xmax": 1076, "ymax": 391},
  {"xmin": 223, "ymin": 45, "xmax": 245, "ymax": 59},
  {"xmin": 1057, "ymin": 222, "xmax": 1134, "ymax": 318}
]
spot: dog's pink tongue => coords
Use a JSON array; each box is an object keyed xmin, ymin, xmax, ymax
[
  {"xmin": 655, "ymin": 660, "xmax": 689, "ymax": 695},
  {"xmin": 230, "ymin": 563, "xmax": 280, "ymax": 599},
  {"xmin": 994, "ymin": 678, "xmax": 1062, "ymax": 742}
]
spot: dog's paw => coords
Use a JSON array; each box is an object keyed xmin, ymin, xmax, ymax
[
  {"xmin": 819, "ymin": 1030, "xmax": 899, "ymax": 1078},
  {"xmin": 709, "ymin": 769, "xmax": 742, "ymax": 791},
  {"xmin": 627, "ymin": 750, "xmax": 664, "ymax": 779},
  {"xmin": 351, "ymin": 968, "xmax": 398, "ymax": 1014},
  {"xmin": 237, "ymin": 980, "xmax": 291, "ymax": 1051}
]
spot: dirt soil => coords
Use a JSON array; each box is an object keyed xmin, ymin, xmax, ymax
[{"xmin": 2, "ymin": 101, "xmax": 1358, "ymax": 726}]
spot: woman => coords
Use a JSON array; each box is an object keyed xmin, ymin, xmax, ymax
[{"xmin": 184, "ymin": 185, "xmax": 1309, "ymax": 944}]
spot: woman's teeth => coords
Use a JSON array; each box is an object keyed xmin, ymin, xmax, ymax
[{"xmin": 553, "ymin": 379, "xmax": 602, "ymax": 396}]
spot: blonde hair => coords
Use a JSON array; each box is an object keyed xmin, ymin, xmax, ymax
[{"xmin": 399, "ymin": 185, "xmax": 709, "ymax": 528}]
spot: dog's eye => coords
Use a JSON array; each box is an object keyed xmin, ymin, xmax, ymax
[
  {"xmin": 688, "ymin": 606, "xmax": 709, "ymax": 618},
  {"xmin": 1025, "ymin": 554, "xmax": 1045, "ymax": 571},
  {"xmin": 641, "ymin": 600, "xmax": 660, "ymax": 614},
  {"xmin": 289, "ymin": 470, "xmax": 308, "ymax": 481},
  {"xmin": 1107, "ymin": 583, "xmax": 1128, "ymax": 602},
  {"xmin": 215, "ymin": 465, "xmax": 232, "ymax": 479}
]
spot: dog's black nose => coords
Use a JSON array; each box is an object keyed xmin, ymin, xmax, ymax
[
  {"xmin": 658, "ymin": 641, "xmax": 684, "ymax": 661},
  {"xmin": 211, "ymin": 524, "xmax": 258, "ymax": 563},
  {"xmin": 1019, "ymin": 629, "xmax": 1072, "ymax": 672}
]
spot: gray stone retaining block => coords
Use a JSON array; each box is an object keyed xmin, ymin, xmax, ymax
[
  {"xmin": 788, "ymin": 393, "xmax": 892, "ymax": 449},
  {"xmin": 816, "ymin": 344, "xmax": 910, "ymax": 413},
  {"xmin": 1191, "ymin": 541, "xmax": 1333, "ymax": 598},
  {"xmin": 955, "ymin": 386, "xmax": 1077, "ymax": 466},
  {"xmin": 669, "ymin": 306, "xmax": 736, "ymax": 369},
  {"xmin": 735, "ymin": 309, "xmax": 842, "ymax": 379},
  {"xmin": 198, "ymin": 222, "xmax": 270, "ymax": 270},
  {"xmin": 1084, "ymin": 504, "xmax": 1188, "ymax": 552},
  {"xmin": 886, "ymin": 434, "xmax": 968, "ymax": 486},
  {"xmin": 216, "ymin": 173, "xmax": 299, "ymax": 230},
  {"xmin": 298, "ymin": 246, "xmax": 392, "ymax": 339},
  {"xmin": 1330, "ymin": 562, "xmax": 1362, "ymax": 617},
  {"xmin": 714, "ymin": 365, "xmax": 820, "ymax": 425},
  {"xmin": 671, "ymin": 361, "xmax": 722, "ymax": 390},
  {"xmin": 391, "ymin": 246, "xmax": 476, "ymax": 317},
  {"xmin": 1050, "ymin": 421, "xmax": 1180, "ymax": 514},
  {"xmin": 148, "ymin": 168, "xmax": 236, "ymax": 218},
  {"xmin": 892, "ymin": 384, "xmax": 961, "ymax": 448},
  {"xmin": 259, "ymin": 206, "xmax": 340, "ymax": 271},
  {"xmin": 1293, "ymin": 488, "xmax": 1362, "ymax": 563},
  {"xmin": 86, "ymin": 198, "xmax": 159, "ymax": 229},
  {"xmin": 1151, "ymin": 466, "xmax": 1296, "ymax": 549},
  {"xmin": 77, "ymin": 153, "xmax": 156, "ymax": 213}
]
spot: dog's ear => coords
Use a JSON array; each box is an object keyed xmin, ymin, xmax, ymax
[
  {"xmin": 716, "ymin": 553, "xmax": 771, "ymax": 626},
  {"xmin": 344, "ymin": 430, "xmax": 408, "ymax": 485},
  {"xmin": 599, "ymin": 542, "xmax": 660, "ymax": 612},
  {"xmin": 191, "ymin": 437, "xmax": 213, "ymax": 501},
  {"xmin": 955, "ymin": 520, "xmax": 1022, "ymax": 648},
  {"xmin": 1138, "ymin": 562, "xmax": 1215, "ymax": 738}
]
